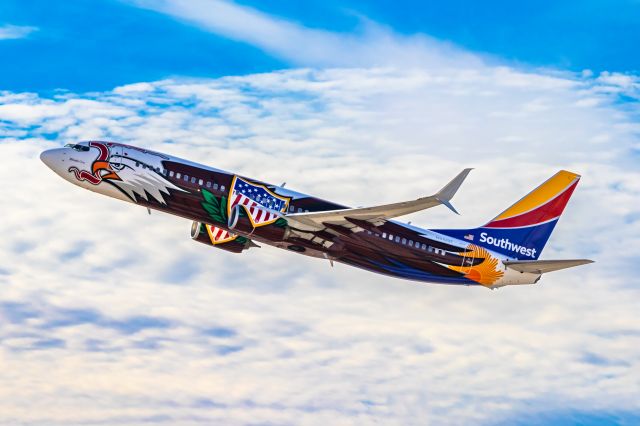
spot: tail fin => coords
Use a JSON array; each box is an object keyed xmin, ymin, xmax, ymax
[{"xmin": 434, "ymin": 170, "xmax": 581, "ymax": 260}]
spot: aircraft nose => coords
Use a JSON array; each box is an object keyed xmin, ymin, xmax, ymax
[
  {"xmin": 40, "ymin": 148, "xmax": 67, "ymax": 174},
  {"xmin": 40, "ymin": 149, "xmax": 55, "ymax": 168}
]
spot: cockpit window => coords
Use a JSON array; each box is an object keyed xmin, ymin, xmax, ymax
[{"xmin": 64, "ymin": 143, "xmax": 90, "ymax": 152}]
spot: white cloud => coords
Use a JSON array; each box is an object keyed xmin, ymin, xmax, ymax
[
  {"xmin": 0, "ymin": 65, "xmax": 639, "ymax": 424},
  {"xmin": 0, "ymin": 2, "xmax": 638, "ymax": 424},
  {"xmin": 0, "ymin": 24, "xmax": 38, "ymax": 40},
  {"xmin": 125, "ymin": 0, "xmax": 481, "ymax": 69}
]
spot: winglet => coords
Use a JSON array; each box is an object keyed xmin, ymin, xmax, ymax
[{"xmin": 435, "ymin": 168, "xmax": 473, "ymax": 215}]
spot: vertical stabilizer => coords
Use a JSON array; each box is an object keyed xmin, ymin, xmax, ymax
[{"xmin": 434, "ymin": 171, "xmax": 581, "ymax": 260}]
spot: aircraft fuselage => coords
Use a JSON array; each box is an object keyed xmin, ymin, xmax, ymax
[{"xmin": 40, "ymin": 141, "xmax": 564, "ymax": 289}]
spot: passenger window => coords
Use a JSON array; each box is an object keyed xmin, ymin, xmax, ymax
[
  {"xmin": 176, "ymin": 173, "xmax": 181, "ymax": 179},
  {"xmin": 409, "ymin": 240, "xmax": 413, "ymax": 247},
  {"xmin": 382, "ymin": 232, "xmax": 387, "ymax": 238},
  {"xmin": 402, "ymin": 238, "xmax": 407, "ymax": 245},
  {"xmin": 220, "ymin": 185, "xmax": 225, "ymax": 191},
  {"xmin": 213, "ymin": 183, "xmax": 218, "ymax": 190},
  {"xmin": 421, "ymin": 243, "xmax": 427, "ymax": 250},
  {"xmin": 184, "ymin": 175, "xmax": 189, "ymax": 181},
  {"xmin": 206, "ymin": 181, "xmax": 211, "ymax": 188},
  {"xmin": 298, "ymin": 207, "xmax": 303, "ymax": 213},
  {"xmin": 395, "ymin": 236, "xmax": 400, "ymax": 243},
  {"xmin": 135, "ymin": 161, "xmax": 139, "ymax": 167},
  {"xmin": 289, "ymin": 205, "xmax": 294, "ymax": 212},
  {"xmin": 198, "ymin": 179, "xmax": 203, "ymax": 185},
  {"xmin": 169, "ymin": 171, "xmax": 174, "ymax": 177},
  {"xmin": 191, "ymin": 176, "xmax": 196, "ymax": 184}
]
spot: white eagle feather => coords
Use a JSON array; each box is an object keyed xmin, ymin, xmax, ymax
[{"xmin": 109, "ymin": 150, "xmax": 185, "ymax": 204}]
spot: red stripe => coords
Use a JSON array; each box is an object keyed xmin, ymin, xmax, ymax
[
  {"xmin": 89, "ymin": 142, "xmax": 109, "ymax": 161},
  {"xmin": 486, "ymin": 181, "xmax": 579, "ymax": 228},
  {"xmin": 215, "ymin": 228, "xmax": 224, "ymax": 239},
  {"xmin": 233, "ymin": 194, "xmax": 242, "ymax": 206}
]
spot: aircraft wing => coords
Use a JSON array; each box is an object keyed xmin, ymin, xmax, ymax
[
  {"xmin": 504, "ymin": 259, "xmax": 594, "ymax": 274},
  {"xmin": 285, "ymin": 169, "xmax": 472, "ymax": 231}
]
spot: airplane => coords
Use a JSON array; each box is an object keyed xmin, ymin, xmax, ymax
[{"xmin": 40, "ymin": 141, "xmax": 593, "ymax": 289}]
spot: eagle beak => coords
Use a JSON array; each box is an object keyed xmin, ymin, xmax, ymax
[{"xmin": 92, "ymin": 160, "xmax": 121, "ymax": 181}]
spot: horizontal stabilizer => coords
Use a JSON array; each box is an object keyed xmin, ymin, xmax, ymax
[{"xmin": 504, "ymin": 259, "xmax": 593, "ymax": 274}]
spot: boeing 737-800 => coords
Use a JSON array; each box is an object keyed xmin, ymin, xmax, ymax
[{"xmin": 41, "ymin": 141, "xmax": 592, "ymax": 289}]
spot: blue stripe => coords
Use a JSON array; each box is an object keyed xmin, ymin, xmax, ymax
[
  {"xmin": 367, "ymin": 258, "xmax": 478, "ymax": 285},
  {"xmin": 434, "ymin": 219, "xmax": 559, "ymax": 260}
]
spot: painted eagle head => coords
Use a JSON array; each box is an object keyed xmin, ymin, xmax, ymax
[{"xmin": 68, "ymin": 141, "xmax": 185, "ymax": 205}]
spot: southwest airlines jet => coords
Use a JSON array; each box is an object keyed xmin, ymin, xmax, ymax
[{"xmin": 41, "ymin": 141, "xmax": 592, "ymax": 289}]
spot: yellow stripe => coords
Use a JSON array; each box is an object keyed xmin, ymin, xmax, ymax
[{"xmin": 493, "ymin": 170, "xmax": 580, "ymax": 221}]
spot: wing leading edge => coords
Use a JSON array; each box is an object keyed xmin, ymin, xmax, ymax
[{"xmin": 285, "ymin": 168, "xmax": 473, "ymax": 231}]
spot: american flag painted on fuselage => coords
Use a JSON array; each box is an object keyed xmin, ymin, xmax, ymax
[
  {"xmin": 206, "ymin": 224, "xmax": 237, "ymax": 244},
  {"xmin": 228, "ymin": 176, "xmax": 290, "ymax": 227}
]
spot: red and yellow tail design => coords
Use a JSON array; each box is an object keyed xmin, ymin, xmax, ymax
[
  {"xmin": 485, "ymin": 170, "xmax": 580, "ymax": 229},
  {"xmin": 435, "ymin": 170, "xmax": 581, "ymax": 260}
]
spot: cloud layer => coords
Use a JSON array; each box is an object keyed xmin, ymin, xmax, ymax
[
  {"xmin": 0, "ymin": 64, "xmax": 639, "ymax": 424},
  {"xmin": 126, "ymin": 0, "xmax": 482, "ymax": 69},
  {"xmin": 0, "ymin": 24, "xmax": 38, "ymax": 40}
]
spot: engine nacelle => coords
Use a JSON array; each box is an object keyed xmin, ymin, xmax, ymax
[{"xmin": 190, "ymin": 221, "xmax": 255, "ymax": 254}]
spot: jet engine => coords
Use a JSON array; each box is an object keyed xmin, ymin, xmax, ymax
[{"xmin": 190, "ymin": 221, "xmax": 257, "ymax": 253}]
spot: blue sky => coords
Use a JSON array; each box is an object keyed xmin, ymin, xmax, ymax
[
  {"xmin": 1, "ymin": 1, "xmax": 639, "ymax": 425},
  {"xmin": 2, "ymin": 0, "xmax": 640, "ymax": 92}
]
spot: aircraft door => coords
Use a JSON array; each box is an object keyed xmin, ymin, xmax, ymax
[{"xmin": 459, "ymin": 250, "xmax": 473, "ymax": 274}]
